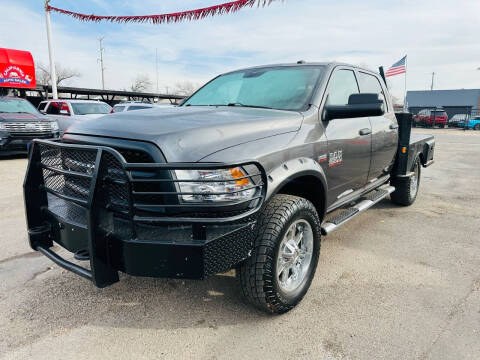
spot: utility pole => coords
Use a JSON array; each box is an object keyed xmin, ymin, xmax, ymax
[
  {"xmin": 97, "ymin": 37, "xmax": 106, "ymax": 90},
  {"xmin": 44, "ymin": 0, "xmax": 58, "ymax": 99},
  {"xmin": 155, "ymin": 48, "xmax": 159, "ymax": 93},
  {"xmin": 430, "ymin": 72, "xmax": 435, "ymax": 91}
]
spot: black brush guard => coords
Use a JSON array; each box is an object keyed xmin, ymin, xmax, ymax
[{"xmin": 24, "ymin": 139, "xmax": 267, "ymax": 287}]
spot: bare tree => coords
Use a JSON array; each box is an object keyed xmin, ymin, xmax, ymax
[
  {"xmin": 130, "ymin": 75, "xmax": 153, "ymax": 92},
  {"xmin": 36, "ymin": 62, "xmax": 81, "ymax": 86},
  {"xmin": 173, "ymin": 81, "xmax": 200, "ymax": 96}
]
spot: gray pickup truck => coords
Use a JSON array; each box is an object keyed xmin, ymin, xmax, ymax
[{"xmin": 24, "ymin": 62, "xmax": 434, "ymax": 314}]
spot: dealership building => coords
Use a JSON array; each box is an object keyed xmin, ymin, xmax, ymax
[{"xmin": 406, "ymin": 89, "xmax": 480, "ymax": 118}]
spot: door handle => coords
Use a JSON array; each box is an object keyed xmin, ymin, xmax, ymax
[
  {"xmin": 359, "ymin": 128, "xmax": 372, "ymax": 136},
  {"xmin": 390, "ymin": 124, "xmax": 399, "ymax": 130}
]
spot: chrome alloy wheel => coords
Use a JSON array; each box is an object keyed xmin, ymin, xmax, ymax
[
  {"xmin": 410, "ymin": 162, "xmax": 419, "ymax": 197},
  {"xmin": 276, "ymin": 219, "xmax": 314, "ymax": 294}
]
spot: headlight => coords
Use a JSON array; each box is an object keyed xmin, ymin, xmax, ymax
[
  {"xmin": 50, "ymin": 121, "xmax": 59, "ymax": 131},
  {"xmin": 0, "ymin": 123, "xmax": 6, "ymax": 131},
  {"xmin": 175, "ymin": 167, "xmax": 256, "ymax": 202}
]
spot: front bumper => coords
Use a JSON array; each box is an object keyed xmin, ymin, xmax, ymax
[
  {"xmin": 24, "ymin": 140, "xmax": 266, "ymax": 287},
  {"xmin": 0, "ymin": 132, "xmax": 60, "ymax": 155}
]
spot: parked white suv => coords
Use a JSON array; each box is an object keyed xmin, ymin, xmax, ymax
[
  {"xmin": 38, "ymin": 99, "xmax": 112, "ymax": 134},
  {"xmin": 112, "ymin": 101, "xmax": 173, "ymax": 113}
]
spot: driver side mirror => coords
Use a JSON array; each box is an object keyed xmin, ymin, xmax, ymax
[{"xmin": 324, "ymin": 93, "xmax": 384, "ymax": 120}]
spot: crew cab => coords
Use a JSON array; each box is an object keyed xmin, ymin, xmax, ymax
[
  {"xmin": 413, "ymin": 108, "xmax": 448, "ymax": 128},
  {"xmin": 38, "ymin": 99, "xmax": 112, "ymax": 135},
  {"xmin": 24, "ymin": 62, "xmax": 435, "ymax": 313},
  {"xmin": 0, "ymin": 97, "xmax": 59, "ymax": 156}
]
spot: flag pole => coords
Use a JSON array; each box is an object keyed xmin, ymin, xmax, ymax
[
  {"xmin": 404, "ymin": 55, "xmax": 407, "ymax": 112},
  {"xmin": 44, "ymin": 0, "xmax": 58, "ymax": 99}
]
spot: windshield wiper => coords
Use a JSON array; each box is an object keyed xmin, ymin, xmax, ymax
[
  {"xmin": 227, "ymin": 103, "xmax": 274, "ymax": 110},
  {"xmin": 185, "ymin": 103, "xmax": 276, "ymax": 110}
]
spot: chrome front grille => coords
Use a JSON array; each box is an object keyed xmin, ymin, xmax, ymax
[{"xmin": 3, "ymin": 122, "xmax": 53, "ymax": 133}]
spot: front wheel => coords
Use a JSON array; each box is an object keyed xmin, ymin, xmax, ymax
[
  {"xmin": 475, "ymin": 124, "xmax": 480, "ymax": 131},
  {"xmin": 390, "ymin": 158, "xmax": 421, "ymax": 206},
  {"xmin": 237, "ymin": 194, "xmax": 321, "ymax": 314}
]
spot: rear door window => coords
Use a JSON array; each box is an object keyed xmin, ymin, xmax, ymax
[{"xmin": 357, "ymin": 72, "xmax": 388, "ymax": 110}]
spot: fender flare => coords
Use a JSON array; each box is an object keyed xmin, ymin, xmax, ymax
[{"xmin": 265, "ymin": 157, "xmax": 328, "ymax": 218}]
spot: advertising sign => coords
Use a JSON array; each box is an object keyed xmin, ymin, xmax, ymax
[{"xmin": 0, "ymin": 48, "xmax": 36, "ymax": 89}]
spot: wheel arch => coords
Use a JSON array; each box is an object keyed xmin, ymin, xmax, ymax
[{"xmin": 265, "ymin": 158, "xmax": 328, "ymax": 221}]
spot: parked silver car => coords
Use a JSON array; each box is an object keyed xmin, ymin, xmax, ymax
[
  {"xmin": 448, "ymin": 114, "xmax": 469, "ymax": 127},
  {"xmin": 38, "ymin": 99, "xmax": 112, "ymax": 135}
]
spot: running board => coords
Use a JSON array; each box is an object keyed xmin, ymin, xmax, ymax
[{"xmin": 321, "ymin": 186, "xmax": 395, "ymax": 235}]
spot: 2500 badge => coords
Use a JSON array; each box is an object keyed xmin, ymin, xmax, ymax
[{"xmin": 329, "ymin": 150, "xmax": 343, "ymax": 167}]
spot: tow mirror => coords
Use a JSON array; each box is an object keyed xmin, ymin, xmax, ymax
[{"xmin": 324, "ymin": 93, "xmax": 384, "ymax": 120}]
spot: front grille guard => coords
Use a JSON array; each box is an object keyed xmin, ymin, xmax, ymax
[
  {"xmin": 25, "ymin": 138, "xmax": 267, "ymax": 224},
  {"xmin": 24, "ymin": 139, "xmax": 267, "ymax": 287}
]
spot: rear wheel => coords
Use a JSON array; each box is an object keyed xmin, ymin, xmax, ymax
[
  {"xmin": 237, "ymin": 194, "xmax": 321, "ymax": 314},
  {"xmin": 390, "ymin": 158, "xmax": 421, "ymax": 206}
]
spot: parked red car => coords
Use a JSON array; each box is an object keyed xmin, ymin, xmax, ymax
[{"xmin": 413, "ymin": 109, "xmax": 448, "ymax": 128}]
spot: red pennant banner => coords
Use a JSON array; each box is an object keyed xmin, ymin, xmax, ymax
[{"xmin": 46, "ymin": 0, "xmax": 279, "ymax": 24}]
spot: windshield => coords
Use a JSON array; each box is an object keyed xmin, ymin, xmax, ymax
[
  {"xmin": 184, "ymin": 66, "xmax": 324, "ymax": 111},
  {"xmin": 71, "ymin": 102, "xmax": 112, "ymax": 115},
  {"xmin": 113, "ymin": 105, "xmax": 125, "ymax": 112},
  {"xmin": 0, "ymin": 98, "xmax": 40, "ymax": 115}
]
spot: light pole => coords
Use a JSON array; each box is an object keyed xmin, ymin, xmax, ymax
[
  {"xmin": 44, "ymin": 0, "xmax": 58, "ymax": 99},
  {"xmin": 97, "ymin": 37, "xmax": 106, "ymax": 90}
]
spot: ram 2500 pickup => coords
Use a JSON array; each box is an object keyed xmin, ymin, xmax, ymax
[{"xmin": 24, "ymin": 62, "xmax": 435, "ymax": 313}]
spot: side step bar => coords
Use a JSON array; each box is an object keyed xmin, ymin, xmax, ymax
[{"xmin": 321, "ymin": 186, "xmax": 395, "ymax": 235}]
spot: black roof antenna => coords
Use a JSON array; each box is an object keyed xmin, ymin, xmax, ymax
[
  {"xmin": 379, "ymin": 66, "xmax": 387, "ymax": 87},
  {"xmin": 297, "ymin": 60, "xmax": 306, "ymax": 64}
]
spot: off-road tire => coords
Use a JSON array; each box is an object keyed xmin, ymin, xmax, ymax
[
  {"xmin": 390, "ymin": 158, "xmax": 421, "ymax": 206},
  {"xmin": 237, "ymin": 194, "xmax": 321, "ymax": 314}
]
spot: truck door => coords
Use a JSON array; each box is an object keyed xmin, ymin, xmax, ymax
[
  {"xmin": 357, "ymin": 71, "xmax": 398, "ymax": 180},
  {"xmin": 322, "ymin": 68, "xmax": 372, "ymax": 206}
]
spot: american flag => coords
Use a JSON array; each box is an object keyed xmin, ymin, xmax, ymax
[{"xmin": 385, "ymin": 56, "xmax": 407, "ymax": 77}]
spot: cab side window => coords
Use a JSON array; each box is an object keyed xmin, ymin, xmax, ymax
[
  {"xmin": 46, "ymin": 102, "xmax": 70, "ymax": 116},
  {"xmin": 326, "ymin": 69, "xmax": 359, "ymax": 106},
  {"xmin": 357, "ymin": 72, "xmax": 387, "ymax": 111}
]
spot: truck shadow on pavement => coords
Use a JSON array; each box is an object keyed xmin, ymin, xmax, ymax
[{"xmin": 7, "ymin": 263, "xmax": 272, "ymax": 349}]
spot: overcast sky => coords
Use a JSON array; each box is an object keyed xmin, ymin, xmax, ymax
[{"xmin": 2, "ymin": 0, "xmax": 479, "ymax": 99}]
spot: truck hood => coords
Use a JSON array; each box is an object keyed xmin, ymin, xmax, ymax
[
  {"xmin": 66, "ymin": 106, "xmax": 303, "ymax": 162},
  {"xmin": 0, "ymin": 112, "xmax": 49, "ymax": 122}
]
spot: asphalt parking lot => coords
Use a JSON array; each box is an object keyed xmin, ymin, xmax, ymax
[{"xmin": 0, "ymin": 128, "xmax": 479, "ymax": 360}]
